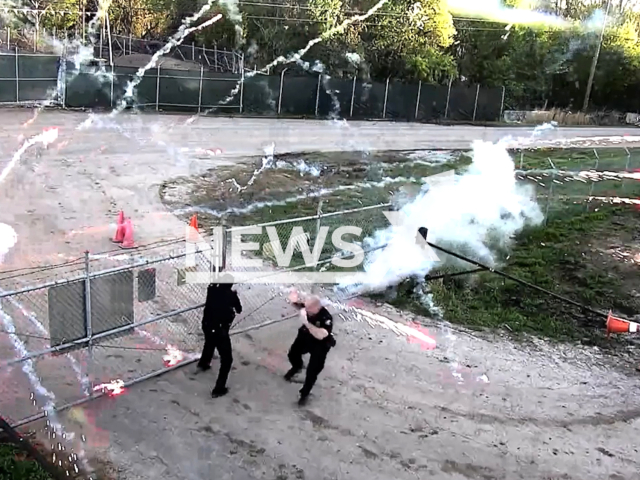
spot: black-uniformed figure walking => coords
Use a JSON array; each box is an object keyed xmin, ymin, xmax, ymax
[
  {"xmin": 284, "ymin": 296, "xmax": 336, "ymax": 405},
  {"xmin": 197, "ymin": 274, "xmax": 242, "ymax": 398}
]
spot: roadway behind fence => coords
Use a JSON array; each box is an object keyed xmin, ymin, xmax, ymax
[{"xmin": 0, "ymin": 51, "xmax": 505, "ymax": 122}]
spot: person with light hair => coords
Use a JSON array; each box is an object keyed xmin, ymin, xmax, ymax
[{"xmin": 284, "ymin": 294, "xmax": 336, "ymax": 405}]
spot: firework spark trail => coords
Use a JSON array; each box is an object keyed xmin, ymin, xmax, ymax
[
  {"xmin": 186, "ymin": 0, "xmax": 391, "ymax": 123},
  {"xmin": 173, "ymin": 175, "xmax": 422, "ymax": 218},
  {"xmin": 327, "ymin": 299, "xmax": 437, "ymax": 348},
  {"xmin": 503, "ymin": 134, "xmax": 640, "ymax": 149},
  {"xmin": 21, "ymin": 0, "xmax": 114, "ymax": 127},
  {"xmin": 0, "ymin": 127, "xmax": 58, "ymax": 185},
  {"xmin": 517, "ymin": 168, "xmax": 640, "ymax": 182},
  {"xmin": 110, "ymin": 12, "xmax": 223, "ymax": 116},
  {"xmin": 78, "ymin": 10, "xmax": 223, "ymax": 130},
  {"xmin": 0, "ymin": 308, "xmax": 72, "ymax": 443},
  {"xmin": 2, "ymin": 293, "xmax": 91, "ymax": 395},
  {"xmin": 237, "ymin": 143, "xmax": 275, "ymax": 192}
]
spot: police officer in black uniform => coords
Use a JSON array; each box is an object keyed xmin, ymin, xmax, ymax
[
  {"xmin": 284, "ymin": 295, "xmax": 336, "ymax": 405},
  {"xmin": 196, "ymin": 274, "xmax": 242, "ymax": 398}
]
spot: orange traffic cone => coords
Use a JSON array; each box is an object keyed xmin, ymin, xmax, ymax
[
  {"xmin": 119, "ymin": 219, "xmax": 136, "ymax": 249},
  {"xmin": 111, "ymin": 210, "xmax": 125, "ymax": 243},
  {"xmin": 606, "ymin": 311, "xmax": 639, "ymax": 336},
  {"xmin": 186, "ymin": 214, "xmax": 199, "ymax": 243}
]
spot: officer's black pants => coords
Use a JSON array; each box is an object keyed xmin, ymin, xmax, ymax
[
  {"xmin": 198, "ymin": 328, "xmax": 233, "ymax": 391},
  {"xmin": 287, "ymin": 333, "xmax": 329, "ymax": 397}
]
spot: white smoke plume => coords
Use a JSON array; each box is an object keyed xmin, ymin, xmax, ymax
[
  {"xmin": 350, "ymin": 141, "xmax": 544, "ymax": 292},
  {"xmin": 219, "ymin": 0, "xmax": 244, "ymax": 46}
]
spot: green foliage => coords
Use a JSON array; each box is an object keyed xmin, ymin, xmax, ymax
[
  {"xmin": 0, "ymin": 443, "xmax": 51, "ymax": 480},
  {"xmin": 20, "ymin": 0, "xmax": 640, "ymax": 109}
]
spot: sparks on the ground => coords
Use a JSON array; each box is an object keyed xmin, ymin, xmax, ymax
[
  {"xmin": 93, "ymin": 379, "xmax": 125, "ymax": 396},
  {"xmin": 163, "ymin": 345, "xmax": 184, "ymax": 367}
]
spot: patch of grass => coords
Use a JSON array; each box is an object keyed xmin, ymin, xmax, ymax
[
  {"xmin": 384, "ymin": 205, "xmax": 640, "ymax": 342},
  {"xmin": 510, "ymin": 147, "xmax": 640, "ymax": 171},
  {"xmin": 0, "ymin": 442, "xmax": 51, "ymax": 480}
]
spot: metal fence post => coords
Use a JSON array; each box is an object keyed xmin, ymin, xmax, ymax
[
  {"xmin": 129, "ymin": 34, "xmax": 132, "ymax": 55},
  {"xmin": 499, "ymin": 86, "xmax": 506, "ymax": 121},
  {"xmin": 110, "ymin": 65, "xmax": 114, "ymax": 107},
  {"xmin": 315, "ymin": 74, "xmax": 322, "ymax": 117},
  {"xmin": 472, "ymin": 84, "xmax": 480, "ymax": 122},
  {"xmin": 382, "ymin": 76, "xmax": 390, "ymax": 118},
  {"xmin": 415, "ymin": 80, "xmax": 422, "ymax": 119},
  {"xmin": 197, "ymin": 65, "xmax": 204, "ymax": 114},
  {"xmin": 239, "ymin": 53, "xmax": 244, "ymax": 114},
  {"xmin": 349, "ymin": 75, "xmax": 356, "ymax": 117},
  {"xmin": 277, "ymin": 68, "xmax": 287, "ymax": 115},
  {"xmin": 192, "ymin": 42, "xmax": 195, "ymax": 61},
  {"xmin": 15, "ymin": 47, "xmax": 19, "ymax": 103},
  {"xmin": 61, "ymin": 47, "xmax": 67, "ymax": 108},
  {"xmin": 84, "ymin": 251, "xmax": 93, "ymax": 393},
  {"xmin": 315, "ymin": 200, "xmax": 323, "ymax": 268},
  {"xmin": 545, "ymin": 172, "xmax": 555, "ymax": 223},
  {"xmin": 444, "ymin": 77, "xmax": 453, "ymax": 119},
  {"xmin": 155, "ymin": 64, "xmax": 160, "ymax": 111}
]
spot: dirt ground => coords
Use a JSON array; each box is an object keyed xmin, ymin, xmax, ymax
[{"xmin": 1, "ymin": 110, "xmax": 640, "ymax": 479}]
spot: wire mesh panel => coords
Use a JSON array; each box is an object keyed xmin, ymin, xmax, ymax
[
  {"xmin": 138, "ymin": 268, "xmax": 157, "ymax": 303},
  {"xmin": 475, "ymin": 86, "xmax": 503, "ymax": 122},
  {"xmin": 17, "ymin": 54, "xmax": 58, "ymax": 102},
  {"xmin": 200, "ymin": 72, "xmax": 242, "ymax": 111},
  {"xmin": 157, "ymin": 68, "xmax": 200, "ymax": 110},
  {"xmin": 352, "ymin": 80, "xmax": 385, "ymax": 119},
  {"xmin": 280, "ymin": 75, "xmax": 318, "ymax": 116},
  {"xmin": 48, "ymin": 280, "xmax": 85, "ymax": 347},
  {"xmin": 417, "ymin": 84, "xmax": 448, "ymax": 122},
  {"xmin": 0, "ymin": 54, "xmax": 17, "ymax": 103},
  {"xmin": 65, "ymin": 64, "xmax": 113, "ymax": 108},
  {"xmin": 242, "ymin": 74, "xmax": 279, "ymax": 114},
  {"xmin": 114, "ymin": 65, "xmax": 156, "ymax": 107},
  {"xmin": 447, "ymin": 84, "xmax": 477, "ymax": 121},
  {"xmin": 316, "ymin": 77, "xmax": 352, "ymax": 119},
  {"xmin": 385, "ymin": 80, "xmax": 419, "ymax": 120},
  {"xmin": 90, "ymin": 270, "xmax": 134, "ymax": 337}
]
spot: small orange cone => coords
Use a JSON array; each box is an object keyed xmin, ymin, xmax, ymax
[
  {"xmin": 119, "ymin": 219, "xmax": 136, "ymax": 249},
  {"xmin": 186, "ymin": 214, "xmax": 199, "ymax": 243},
  {"xmin": 112, "ymin": 210, "xmax": 125, "ymax": 243},
  {"xmin": 606, "ymin": 311, "xmax": 639, "ymax": 336}
]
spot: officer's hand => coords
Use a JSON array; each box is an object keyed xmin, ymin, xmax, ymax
[{"xmin": 299, "ymin": 308, "xmax": 308, "ymax": 324}]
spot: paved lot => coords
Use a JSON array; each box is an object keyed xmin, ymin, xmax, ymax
[{"xmin": 1, "ymin": 111, "xmax": 640, "ymax": 479}]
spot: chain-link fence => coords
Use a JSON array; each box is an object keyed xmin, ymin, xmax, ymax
[
  {"xmin": 0, "ymin": 50, "xmax": 505, "ymax": 121},
  {"xmin": 513, "ymin": 147, "xmax": 640, "ymax": 222},
  {"xmin": 3, "ymin": 147, "xmax": 637, "ymax": 428},
  {"xmin": 0, "ymin": 203, "xmax": 389, "ymax": 430}
]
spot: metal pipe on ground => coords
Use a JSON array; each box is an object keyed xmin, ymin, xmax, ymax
[
  {"xmin": 9, "ymin": 313, "xmax": 299, "ymax": 430},
  {"xmin": 417, "ymin": 227, "xmax": 606, "ymax": 320}
]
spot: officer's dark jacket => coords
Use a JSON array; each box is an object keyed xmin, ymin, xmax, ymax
[
  {"xmin": 202, "ymin": 284, "xmax": 242, "ymax": 331},
  {"xmin": 299, "ymin": 307, "xmax": 335, "ymax": 347}
]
